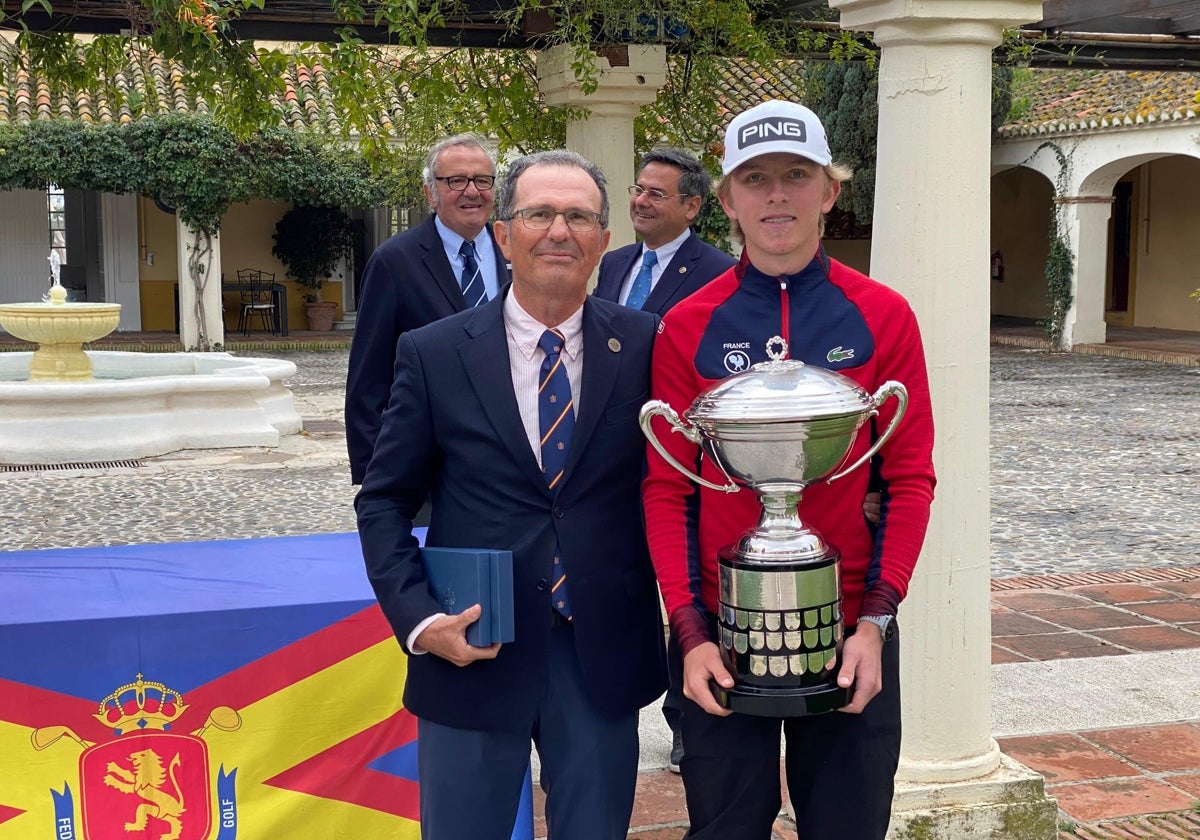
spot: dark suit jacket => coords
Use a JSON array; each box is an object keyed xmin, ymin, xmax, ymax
[
  {"xmin": 355, "ymin": 294, "xmax": 668, "ymax": 732},
  {"xmin": 594, "ymin": 230, "xmax": 735, "ymax": 316},
  {"xmin": 345, "ymin": 213, "xmax": 510, "ymax": 483}
]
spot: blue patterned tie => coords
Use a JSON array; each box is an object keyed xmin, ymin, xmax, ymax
[
  {"xmin": 624, "ymin": 249, "xmax": 657, "ymax": 310},
  {"xmin": 538, "ymin": 328, "xmax": 575, "ymax": 619},
  {"xmin": 459, "ymin": 240, "xmax": 486, "ymax": 307}
]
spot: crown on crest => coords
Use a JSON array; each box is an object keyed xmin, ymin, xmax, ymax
[{"xmin": 94, "ymin": 674, "xmax": 189, "ymax": 735}]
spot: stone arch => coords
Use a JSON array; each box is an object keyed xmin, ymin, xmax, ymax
[
  {"xmin": 990, "ymin": 165, "xmax": 1055, "ymax": 323},
  {"xmin": 993, "ymin": 123, "xmax": 1200, "ymax": 344},
  {"xmin": 1079, "ymin": 152, "xmax": 1200, "ymax": 332}
]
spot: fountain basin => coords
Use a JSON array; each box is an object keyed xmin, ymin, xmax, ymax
[
  {"xmin": 0, "ymin": 351, "xmax": 303, "ymax": 465},
  {"xmin": 0, "ymin": 301, "xmax": 123, "ymax": 381}
]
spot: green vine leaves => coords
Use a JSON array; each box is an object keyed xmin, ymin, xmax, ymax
[
  {"xmin": 0, "ymin": 115, "xmax": 396, "ymax": 235},
  {"xmin": 2, "ymin": 1, "xmax": 873, "ymax": 166}
]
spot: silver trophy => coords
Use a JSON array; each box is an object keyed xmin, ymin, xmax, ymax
[{"xmin": 640, "ymin": 337, "xmax": 907, "ymax": 716}]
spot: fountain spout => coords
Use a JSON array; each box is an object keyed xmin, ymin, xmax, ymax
[{"xmin": 43, "ymin": 250, "xmax": 69, "ymax": 305}]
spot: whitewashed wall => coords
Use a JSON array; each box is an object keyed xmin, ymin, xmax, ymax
[{"xmin": 0, "ymin": 189, "xmax": 51, "ymax": 306}]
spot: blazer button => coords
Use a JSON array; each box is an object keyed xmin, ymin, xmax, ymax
[
  {"xmin": 552, "ymin": 507, "xmax": 564, "ymax": 519},
  {"xmin": 536, "ymin": 579, "xmax": 549, "ymax": 591}
]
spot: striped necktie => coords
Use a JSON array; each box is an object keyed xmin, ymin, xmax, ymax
[
  {"xmin": 624, "ymin": 249, "xmax": 657, "ymax": 309},
  {"xmin": 538, "ymin": 328, "xmax": 575, "ymax": 619},
  {"xmin": 459, "ymin": 240, "xmax": 486, "ymax": 307}
]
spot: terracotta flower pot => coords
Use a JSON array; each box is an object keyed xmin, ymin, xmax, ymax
[{"xmin": 304, "ymin": 301, "xmax": 337, "ymax": 331}]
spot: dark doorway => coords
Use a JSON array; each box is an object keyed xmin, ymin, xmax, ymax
[{"xmin": 1108, "ymin": 181, "xmax": 1133, "ymax": 313}]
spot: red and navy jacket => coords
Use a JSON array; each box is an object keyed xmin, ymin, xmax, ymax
[{"xmin": 642, "ymin": 249, "xmax": 937, "ymax": 657}]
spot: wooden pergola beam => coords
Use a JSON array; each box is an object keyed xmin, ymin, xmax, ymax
[
  {"xmin": 1169, "ymin": 11, "xmax": 1200, "ymax": 33},
  {"xmin": 1038, "ymin": 0, "xmax": 1200, "ymax": 34}
]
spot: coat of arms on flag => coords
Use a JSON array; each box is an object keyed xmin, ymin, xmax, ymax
[
  {"xmin": 31, "ymin": 675, "xmax": 239, "ymax": 840},
  {"xmin": 0, "ymin": 534, "xmax": 422, "ymax": 840}
]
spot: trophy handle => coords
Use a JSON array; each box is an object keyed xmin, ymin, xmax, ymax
[
  {"xmin": 640, "ymin": 400, "xmax": 740, "ymax": 494},
  {"xmin": 827, "ymin": 381, "xmax": 909, "ymax": 483}
]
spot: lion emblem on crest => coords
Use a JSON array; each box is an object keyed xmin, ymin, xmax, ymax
[{"xmin": 104, "ymin": 748, "xmax": 186, "ymax": 840}]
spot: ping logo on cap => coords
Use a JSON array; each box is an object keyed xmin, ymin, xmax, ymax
[{"xmin": 739, "ymin": 117, "xmax": 807, "ymax": 148}]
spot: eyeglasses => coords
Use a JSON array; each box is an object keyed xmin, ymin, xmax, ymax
[
  {"xmin": 505, "ymin": 208, "xmax": 603, "ymax": 232},
  {"xmin": 434, "ymin": 175, "xmax": 496, "ymax": 192},
  {"xmin": 628, "ymin": 185, "xmax": 688, "ymax": 203}
]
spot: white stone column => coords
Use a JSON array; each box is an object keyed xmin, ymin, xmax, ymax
[
  {"xmin": 1059, "ymin": 196, "xmax": 1113, "ymax": 347},
  {"xmin": 175, "ymin": 217, "xmax": 224, "ymax": 350},
  {"xmin": 537, "ymin": 45, "xmax": 666, "ymax": 255},
  {"xmin": 830, "ymin": 1, "xmax": 1056, "ymax": 836}
]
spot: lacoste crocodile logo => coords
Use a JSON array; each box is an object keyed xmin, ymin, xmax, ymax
[{"xmin": 826, "ymin": 346, "xmax": 855, "ymax": 363}]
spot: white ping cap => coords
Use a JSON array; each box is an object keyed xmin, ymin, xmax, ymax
[{"xmin": 721, "ymin": 100, "xmax": 832, "ymax": 175}]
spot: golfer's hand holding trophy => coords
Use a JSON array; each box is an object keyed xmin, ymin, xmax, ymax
[{"xmin": 640, "ymin": 337, "xmax": 907, "ymax": 716}]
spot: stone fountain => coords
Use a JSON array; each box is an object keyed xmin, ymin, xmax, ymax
[
  {"xmin": 0, "ymin": 255, "xmax": 302, "ymax": 465},
  {"xmin": 0, "ymin": 255, "xmax": 122, "ymax": 381}
]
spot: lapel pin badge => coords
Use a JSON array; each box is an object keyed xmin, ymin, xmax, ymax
[
  {"xmin": 679, "ymin": 267, "xmax": 687, "ymax": 273},
  {"xmin": 608, "ymin": 338, "xmax": 621, "ymax": 353}
]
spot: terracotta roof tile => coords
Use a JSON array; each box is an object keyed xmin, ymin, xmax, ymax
[
  {"xmin": 0, "ymin": 40, "xmax": 387, "ymax": 132},
  {"xmin": 999, "ymin": 68, "xmax": 1200, "ymax": 138},
  {"xmin": 1, "ymin": 39, "xmax": 813, "ymax": 139}
]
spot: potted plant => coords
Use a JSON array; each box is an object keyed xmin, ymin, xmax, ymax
[{"xmin": 271, "ymin": 205, "xmax": 355, "ymax": 331}]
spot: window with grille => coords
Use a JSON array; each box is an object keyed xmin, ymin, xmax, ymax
[
  {"xmin": 47, "ymin": 185, "xmax": 66, "ymax": 270},
  {"xmin": 387, "ymin": 205, "xmax": 412, "ymax": 237}
]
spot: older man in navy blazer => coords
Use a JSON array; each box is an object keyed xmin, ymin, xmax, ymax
[
  {"xmin": 594, "ymin": 148, "xmax": 734, "ymax": 317},
  {"xmin": 346, "ymin": 133, "xmax": 509, "ymax": 484},
  {"xmin": 356, "ymin": 150, "xmax": 668, "ymax": 840}
]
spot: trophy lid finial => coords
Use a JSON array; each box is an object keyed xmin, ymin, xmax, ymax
[{"xmin": 765, "ymin": 336, "xmax": 788, "ymax": 362}]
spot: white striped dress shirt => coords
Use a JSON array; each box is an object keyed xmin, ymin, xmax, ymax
[{"xmin": 504, "ymin": 292, "xmax": 584, "ymax": 468}]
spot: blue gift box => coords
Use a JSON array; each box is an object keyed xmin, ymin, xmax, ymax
[{"xmin": 420, "ymin": 547, "xmax": 515, "ymax": 647}]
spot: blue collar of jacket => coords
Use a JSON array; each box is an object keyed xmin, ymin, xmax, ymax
[{"xmin": 734, "ymin": 246, "xmax": 831, "ymax": 290}]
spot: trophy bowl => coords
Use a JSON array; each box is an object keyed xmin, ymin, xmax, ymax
[{"xmin": 641, "ymin": 339, "xmax": 907, "ymax": 716}]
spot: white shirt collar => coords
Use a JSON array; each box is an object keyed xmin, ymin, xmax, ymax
[
  {"xmin": 434, "ymin": 215, "xmax": 491, "ymax": 262},
  {"xmin": 503, "ymin": 292, "xmax": 584, "ymax": 361}
]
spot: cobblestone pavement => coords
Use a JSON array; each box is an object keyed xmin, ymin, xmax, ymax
[
  {"xmin": 991, "ymin": 346, "xmax": 1200, "ymax": 577},
  {"xmin": 3, "ymin": 346, "xmax": 1198, "ymax": 581}
]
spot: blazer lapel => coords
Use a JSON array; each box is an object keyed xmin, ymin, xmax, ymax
[
  {"xmin": 458, "ymin": 298, "xmax": 548, "ymax": 493},
  {"xmin": 422, "ymin": 215, "xmax": 468, "ymax": 312},
  {"xmin": 642, "ymin": 231, "xmax": 697, "ymax": 314},
  {"xmin": 560, "ymin": 298, "xmax": 621, "ymax": 483},
  {"xmin": 614, "ymin": 247, "xmax": 641, "ymax": 301}
]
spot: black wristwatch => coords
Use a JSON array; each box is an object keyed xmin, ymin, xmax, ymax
[{"xmin": 859, "ymin": 614, "xmax": 895, "ymax": 642}]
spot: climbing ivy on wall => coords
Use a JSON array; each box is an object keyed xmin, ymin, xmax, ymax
[
  {"xmin": 0, "ymin": 114, "xmax": 401, "ymax": 235},
  {"xmin": 0, "ymin": 114, "xmax": 401, "ymax": 351},
  {"xmin": 1013, "ymin": 140, "xmax": 1074, "ymax": 349},
  {"xmin": 1043, "ymin": 226, "xmax": 1074, "ymax": 349},
  {"xmin": 1040, "ymin": 142, "xmax": 1074, "ymax": 349}
]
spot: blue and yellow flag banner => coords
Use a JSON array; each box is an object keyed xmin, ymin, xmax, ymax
[{"xmin": 0, "ymin": 534, "xmax": 421, "ymax": 840}]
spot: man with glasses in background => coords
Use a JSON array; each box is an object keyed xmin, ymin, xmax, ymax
[
  {"xmin": 357, "ymin": 150, "xmax": 667, "ymax": 839},
  {"xmin": 594, "ymin": 147, "xmax": 735, "ymax": 774},
  {"xmin": 346, "ymin": 133, "xmax": 510, "ymax": 486},
  {"xmin": 595, "ymin": 148, "xmax": 734, "ymax": 318}
]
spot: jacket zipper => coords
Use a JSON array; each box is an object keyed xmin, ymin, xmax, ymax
[{"xmin": 778, "ymin": 276, "xmax": 790, "ymax": 357}]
